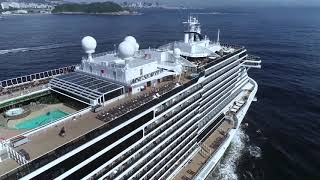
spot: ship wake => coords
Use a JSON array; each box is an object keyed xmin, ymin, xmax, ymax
[
  {"xmin": 0, "ymin": 43, "xmax": 77, "ymax": 55},
  {"xmin": 208, "ymin": 127, "xmax": 249, "ymax": 180}
]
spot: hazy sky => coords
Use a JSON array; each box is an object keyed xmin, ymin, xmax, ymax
[{"xmin": 72, "ymin": 0, "xmax": 320, "ymax": 8}]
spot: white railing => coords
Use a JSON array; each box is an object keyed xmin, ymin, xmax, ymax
[{"xmin": 5, "ymin": 144, "xmax": 28, "ymax": 165}]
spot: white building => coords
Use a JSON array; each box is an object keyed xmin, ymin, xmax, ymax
[{"xmin": 1, "ymin": 2, "xmax": 52, "ymax": 10}]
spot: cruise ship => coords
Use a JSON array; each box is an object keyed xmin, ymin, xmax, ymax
[{"xmin": 0, "ymin": 16, "xmax": 261, "ymax": 180}]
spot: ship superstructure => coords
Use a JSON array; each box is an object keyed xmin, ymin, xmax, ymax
[{"xmin": 0, "ymin": 16, "xmax": 261, "ymax": 180}]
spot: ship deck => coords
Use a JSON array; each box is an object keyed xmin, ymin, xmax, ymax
[
  {"xmin": 0, "ymin": 73, "xmax": 192, "ymax": 176},
  {"xmin": 0, "ymin": 159, "xmax": 19, "ymax": 176},
  {"xmin": 0, "ymin": 84, "xmax": 48, "ymax": 103},
  {"xmin": 173, "ymin": 119, "xmax": 234, "ymax": 180}
]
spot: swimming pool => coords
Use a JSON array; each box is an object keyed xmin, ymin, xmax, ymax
[{"xmin": 15, "ymin": 109, "xmax": 69, "ymax": 129}]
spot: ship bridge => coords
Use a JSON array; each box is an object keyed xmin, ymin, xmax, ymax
[{"xmin": 49, "ymin": 71, "xmax": 125, "ymax": 105}]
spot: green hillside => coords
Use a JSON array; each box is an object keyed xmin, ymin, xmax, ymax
[{"xmin": 52, "ymin": 2, "xmax": 126, "ymax": 13}]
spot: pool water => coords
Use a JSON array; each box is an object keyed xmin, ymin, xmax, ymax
[{"xmin": 15, "ymin": 110, "xmax": 69, "ymax": 129}]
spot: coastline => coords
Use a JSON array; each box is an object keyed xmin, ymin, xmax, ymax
[{"xmin": 52, "ymin": 11, "xmax": 142, "ymax": 16}]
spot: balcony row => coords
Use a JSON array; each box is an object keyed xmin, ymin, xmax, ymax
[
  {"xmin": 199, "ymin": 78, "xmax": 248, "ymax": 131},
  {"xmin": 155, "ymin": 83, "xmax": 202, "ymax": 116},
  {"xmin": 122, "ymin": 116, "xmax": 199, "ymax": 180},
  {"xmin": 202, "ymin": 58, "xmax": 241, "ymax": 86},
  {"xmin": 201, "ymin": 73, "xmax": 239, "ymax": 109},
  {"xmin": 200, "ymin": 77, "xmax": 239, "ymax": 113},
  {"xmin": 99, "ymin": 106, "xmax": 200, "ymax": 180},
  {"xmin": 145, "ymin": 134, "xmax": 197, "ymax": 180},
  {"xmin": 205, "ymin": 52, "xmax": 241, "ymax": 77},
  {"xmin": 201, "ymin": 76, "xmax": 249, "ymax": 116},
  {"xmin": 145, "ymin": 93, "xmax": 201, "ymax": 135},
  {"xmin": 158, "ymin": 141, "xmax": 198, "ymax": 180},
  {"xmin": 203, "ymin": 48, "xmax": 245, "ymax": 70},
  {"xmin": 202, "ymin": 67, "xmax": 240, "ymax": 99},
  {"xmin": 133, "ymin": 127, "xmax": 198, "ymax": 180}
]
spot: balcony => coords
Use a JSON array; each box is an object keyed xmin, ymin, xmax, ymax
[
  {"xmin": 97, "ymin": 106, "xmax": 199, "ymax": 179},
  {"xmin": 122, "ymin": 117, "xmax": 199, "ymax": 180}
]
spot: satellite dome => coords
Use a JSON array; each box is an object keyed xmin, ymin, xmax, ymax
[
  {"xmin": 124, "ymin": 36, "xmax": 137, "ymax": 44},
  {"xmin": 82, "ymin": 36, "xmax": 97, "ymax": 54},
  {"xmin": 118, "ymin": 41, "xmax": 135, "ymax": 59},
  {"xmin": 173, "ymin": 48, "xmax": 181, "ymax": 58},
  {"xmin": 135, "ymin": 43, "xmax": 140, "ymax": 51}
]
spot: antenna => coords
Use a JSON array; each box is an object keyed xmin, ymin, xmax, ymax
[{"xmin": 217, "ymin": 29, "xmax": 220, "ymax": 45}]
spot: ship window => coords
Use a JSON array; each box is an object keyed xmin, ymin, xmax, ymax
[
  {"xmin": 40, "ymin": 73, "xmax": 44, "ymax": 78},
  {"xmin": 239, "ymin": 51, "xmax": 246, "ymax": 58},
  {"xmin": 66, "ymin": 131, "xmax": 143, "ymax": 179},
  {"xmin": 140, "ymin": 69, "xmax": 143, "ymax": 76},
  {"xmin": 12, "ymin": 79, "xmax": 17, "ymax": 84},
  {"xmin": 36, "ymin": 74, "xmax": 40, "ymax": 79},
  {"xmin": 113, "ymin": 71, "xmax": 116, "ymax": 79},
  {"xmin": 1, "ymin": 81, "xmax": 7, "ymax": 87},
  {"xmin": 103, "ymin": 89, "xmax": 123, "ymax": 102}
]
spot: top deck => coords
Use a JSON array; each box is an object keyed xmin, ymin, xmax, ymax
[{"xmin": 0, "ymin": 69, "xmax": 195, "ymax": 177}]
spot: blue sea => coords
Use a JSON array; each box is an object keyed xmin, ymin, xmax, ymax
[{"xmin": 0, "ymin": 7, "xmax": 319, "ymax": 180}]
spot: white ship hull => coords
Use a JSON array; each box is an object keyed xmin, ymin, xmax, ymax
[
  {"xmin": 166, "ymin": 78, "xmax": 258, "ymax": 180},
  {"xmin": 194, "ymin": 78, "xmax": 257, "ymax": 180},
  {"xmin": 0, "ymin": 16, "xmax": 261, "ymax": 180}
]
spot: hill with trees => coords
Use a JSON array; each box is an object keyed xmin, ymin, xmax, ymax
[{"xmin": 52, "ymin": 2, "xmax": 131, "ymax": 14}]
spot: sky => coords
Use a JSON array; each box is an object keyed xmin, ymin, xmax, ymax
[{"xmin": 71, "ymin": 0, "xmax": 320, "ymax": 8}]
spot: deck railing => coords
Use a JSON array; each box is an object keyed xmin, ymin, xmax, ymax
[{"xmin": 0, "ymin": 66, "xmax": 75, "ymax": 89}]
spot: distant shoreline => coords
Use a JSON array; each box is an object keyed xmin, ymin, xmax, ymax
[{"xmin": 52, "ymin": 11, "xmax": 141, "ymax": 16}]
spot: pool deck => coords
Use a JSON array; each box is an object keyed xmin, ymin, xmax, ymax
[
  {"xmin": 0, "ymin": 111, "xmax": 104, "ymax": 176},
  {"xmin": 14, "ymin": 112, "xmax": 104, "ymax": 160},
  {"xmin": 7, "ymin": 103, "xmax": 77, "ymax": 128}
]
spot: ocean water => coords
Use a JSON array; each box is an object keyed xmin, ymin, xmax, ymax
[{"xmin": 0, "ymin": 7, "xmax": 319, "ymax": 180}]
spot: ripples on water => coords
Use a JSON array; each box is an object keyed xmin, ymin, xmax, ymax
[
  {"xmin": 0, "ymin": 8, "xmax": 319, "ymax": 180},
  {"xmin": 0, "ymin": 43, "xmax": 78, "ymax": 55}
]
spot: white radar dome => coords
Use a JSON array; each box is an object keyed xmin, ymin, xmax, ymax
[
  {"xmin": 118, "ymin": 41, "xmax": 136, "ymax": 59},
  {"xmin": 135, "ymin": 43, "xmax": 140, "ymax": 51},
  {"xmin": 124, "ymin": 36, "xmax": 137, "ymax": 44},
  {"xmin": 82, "ymin": 36, "xmax": 97, "ymax": 54},
  {"xmin": 173, "ymin": 48, "xmax": 181, "ymax": 58}
]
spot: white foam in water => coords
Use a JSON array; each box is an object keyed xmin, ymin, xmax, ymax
[
  {"xmin": 0, "ymin": 43, "xmax": 77, "ymax": 55},
  {"xmin": 210, "ymin": 128, "xmax": 249, "ymax": 180},
  {"xmin": 191, "ymin": 12, "xmax": 228, "ymax": 15},
  {"xmin": 248, "ymin": 145, "xmax": 262, "ymax": 158}
]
